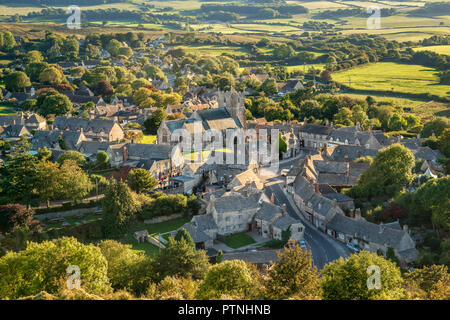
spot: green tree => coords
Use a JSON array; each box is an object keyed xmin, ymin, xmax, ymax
[
  {"xmin": 437, "ymin": 128, "xmax": 450, "ymax": 157},
  {"xmin": 388, "ymin": 113, "xmax": 408, "ymax": 131},
  {"xmin": 39, "ymin": 92, "xmax": 73, "ymax": 116},
  {"xmin": 279, "ymin": 133, "xmax": 288, "ymax": 154},
  {"xmin": 5, "ymin": 71, "xmax": 31, "ymax": 92},
  {"xmin": 153, "ymin": 237, "xmax": 210, "ymax": 282},
  {"xmin": 57, "ymin": 150, "xmax": 87, "ymax": 168},
  {"xmin": 97, "ymin": 240, "xmax": 154, "ymax": 296},
  {"xmin": 404, "ymin": 265, "xmax": 450, "ymax": 300},
  {"xmin": 0, "ymin": 237, "xmax": 111, "ymax": 299},
  {"xmin": 174, "ymin": 228, "xmax": 194, "ymax": 245},
  {"xmin": 25, "ymin": 50, "xmax": 44, "ymax": 64},
  {"xmin": 34, "ymin": 160, "xmax": 63, "ymax": 207},
  {"xmin": 101, "ymin": 181, "xmax": 137, "ymax": 238},
  {"xmin": 264, "ymin": 241, "xmax": 321, "ymax": 299},
  {"xmin": 39, "ymin": 66, "xmax": 65, "ymax": 85},
  {"xmin": 127, "ymin": 168, "xmax": 158, "ymax": 194},
  {"xmin": 197, "ymin": 260, "xmax": 261, "ymax": 299},
  {"xmin": 421, "ymin": 117, "xmax": 450, "ymax": 138},
  {"xmin": 0, "ymin": 204, "xmax": 35, "ymax": 233},
  {"xmin": 144, "ymin": 108, "xmax": 166, "ymax": 134},
  {"xmin": 261, "ymin": 78, "xmax": 278, "ymax": 95},
  {"xmin": 59, "ymin": 160, "xmax": 92, "ymax": 203},
  {"xmin": 320, "ymin": 251, "xmax": 406, "ymax": 300},
  {"xmin": 96, "ymin": 151, "xmax": 110, "ymax": 168},
  {"xmin": 351, "ymin": 144, "xmax": 415, "ymax": 198}
]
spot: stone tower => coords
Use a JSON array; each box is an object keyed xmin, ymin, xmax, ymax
[{"xmin": 218, "ymin": 88, "xmax": 246, "ymax": 129}]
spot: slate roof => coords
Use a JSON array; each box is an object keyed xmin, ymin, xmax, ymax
[
  {"xmin": 300, "ymin": 124, "xmax": 331, "ymax": 135},
  {"xmin": 181, "ymin": 222, "xmax": 211, "ymax": 243},
  {"xmin": 323, "ymin": 193, "xmax": 353, "ymax": 203},
  {"xmin": 31, "ymin": 130, "xmax": 85, "ymax": 150},
  {"xmin": 3, "ymin": 125, "xmax": 29, "ymax": 138},
  {"xmin": 272, "ymin": 215, "xmax": 299, "ymax": 231},
  {"xmin": 255, "ymin": 201, "xmax": 282, "ymax": 222},
  {"xmin": 126, "ymin": 143, "xmax": 173, "ymax": 160},
  {"xmin": 221, "ymin": 250, "xmax": 280, "ymax": 264},
  {"xmin": 78, "ymin": 141, "xmax": 114, "ymax": 155},
  {"xmin": 212, "ymin": 193, "xmax": 261, "ymax": 214},
  {"xmin": 53, "ymin": 116, "xmax": 117, "ymax": 133},
  {"xmin": 413, "ymin": 147, "xmax": 443, "ymax": 161},
  {"xmin": 329, "ymin": 145, "xmax": 378, "ymax": 161},
  {"xmin": 326, "ymin": 214, "xmax": 414, "ymax": 251}
]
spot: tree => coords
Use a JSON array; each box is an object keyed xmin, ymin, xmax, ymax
[
  {"xmin": 421, "ymin": 117, "xmax": 450, "ymax": 138},
  {"xmin": 404, "ymin": 265, "xmax": 450, "ymax": 300},
  {"xmin": 0, "ymin": 237, "xmax": 111, "ymax": 299},
  {"xmin": 264, "ymin": 241, "xmax": 321, "ymax": 299},
  {"xmin": 34, "ymin": 160, "xmax": 63, "ymax": 207},
  {"xmin": 437, "ymin": 128, "xmax": 450, "ymax": 157},
  {"xmin": 196, "ymin": 260, "xmax": 261, "ymax": 299},
  {"xmin": 2, "ymin": 31, "xmax": 15, "ymax": 50},
  {"xmin": 39, "ymin": 92, "xmax": 73, "ymax": 116},
  {"xmin": 25, "ymin": 50, "xmax": 44, "ymax": 64},
  {"xmin": 59, "ymin": 160, "xmax": 92, "ymax": 203},
  {"xmin": 334, "ymin": 107, "xmax": 354, "ymax": 126},
  {"xmin": 97, "ymin": 240, "xmax": 153, "ymax": 296},
  {"xmin": 57, "ymin": 150, "xmax": 87, "ymax": 168},
  {"xmin": 101, "ymin": 181, "xmax": 137, "ymax": 238},
  {"xmin": 106, "ymin": 39, "xmax": 122, "ymax": 57},
  {"xmin": 388, "ymin": 113, "xmax": 408, "ymax": 131},
  {"xmin": 95, "ymin": 80, "xmax": 114, "ymax": 96},
  {"xmin": 174, "ymin": 228, "xmax": 194, "ymax": 245},
  {"xmin": 39, "ymin": 66, "xmax": 65, "ymax": 85},
  {"xmin": 320, "ymin": 70, "xmax": 332, "ymax": 84},
  {"xmin": 279, "ymin": 133, "xmax": 288, "ymax": 154},
  {"xmin": 153, "ymin": 237, "xmax": 210, "ymax": 282},
  {"xmin": 0, "ymin": 204, "xmax": 35, "ymax": 233},
  {"xmin": 96, "ymin": 151, "xmax": 109, "ymax": 169},
  {"xmin": 351, "ymin": 144, "xmax": 415, "ymax": 198},
  {"xmin": 320, "ymin": 251, "xmax": 406, "ymax": 300},
  {"xmin": 0, "ymin": 139, "xmax": 39, "ymax": 206},
  {"xmin": 26, "ymin": 62, "xmax": 49, "ymax": 82},
  {"xmin": 5, "ymin": 71, "xmax": 31, "ymax": 92},
  {"xmin": 127, "ymin": 168, "xmax": 158, "ymax": 194},
  {"xmin": 144, "ymin": 108, "xmax": 166, "ymax": 134},
  {"xmin": 261, "ymin": 78, "xmax": 278, "ymax": 95}
]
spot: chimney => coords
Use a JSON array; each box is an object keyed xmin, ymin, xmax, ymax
[
  {"xmin": 281, "ymin": 203, "xmax": 287, "ymax": 216},
  {"xmin": 344, "ymin": 155, "xmax": 349, "ymax": 162},
  {"xmin": 270, "ymin": 193, "xmax": 275, "ymax": 204},
  {"xmin": 323, "ymin": 143, "xmax": 328, "ymax": 156},
  {"xmin": 332, "ymin": 199, "xmax": 337, "ymax": 209},
  {"xmin": 122, "ymin": 146, "xmax": 127, "ymax": 162},
  {"xmin": 303, "ymin": 117, "xmax": 307, "ymax": 124},
  {"xmin": 379, "ymin": 222, "xmax": 384, "ymax": 234},
  {"xmin": 355, "ymin": 208, "xmax": 361, "ymax": 220},
  {"xmin": 349, "ymin": 209, "xmax": 354, "ymax": 218},
  {"xmin": 314, "ymin": 183, "xmax": 320, "ymax": 194},
  {"xmin": 356, "ymin": 151, "xmax": 360, "ymax": 159},
  {"xmin": 403, "ymin": 224, "xmax": 409, "ymax": 234}
]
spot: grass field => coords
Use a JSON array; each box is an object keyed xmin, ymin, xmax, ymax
[
  {"xmin": 332, "ymin": 62, "xmax": 450, "ymax": 100},
  {"xmin": 413, "ymin": 45, "xmax": 450, "ymax": 56},
  {"xmin": 176, "ymin": 45, "xmax": 250, "ymax": 56},
  {"xmin": 225, "ymin": 232, "xmax": 256, "ymax": 249}
]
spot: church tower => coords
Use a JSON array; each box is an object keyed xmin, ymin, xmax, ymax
[{"xmin": 218, "ymin": 88, "xmax": 246, "ymax": 129}]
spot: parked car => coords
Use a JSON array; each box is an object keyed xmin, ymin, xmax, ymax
[
  {"xmin": 280, "ymin": 169, "xmax": 289, "ymax": 176},
  {"xmin": 347, "ymin": 242, "xmax": 360, "ymax": 253},
  {"xmin": 298, "ymin": 240, "xmax": 308, "ymax": 251}
]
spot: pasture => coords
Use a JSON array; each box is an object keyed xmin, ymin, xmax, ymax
[
  {"xmin": 332, "ymin": 62, "xmax": 450, "ymax": 100},
  {"xmin": 413, "ymin": 45, "xmax": 450, "ymax": 56}
]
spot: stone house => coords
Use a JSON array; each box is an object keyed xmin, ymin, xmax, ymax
[
  {"xmin": 52, "ymin": 116, "xmax": 124, "ymax": 142},
  {"xmin": 298, "ymin": 122, "xmax": 331, "ymax": 149}
]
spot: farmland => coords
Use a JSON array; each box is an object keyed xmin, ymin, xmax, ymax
[{"xmin": 332, "ymin": 62, "xmax": 450, "ymax": 100}]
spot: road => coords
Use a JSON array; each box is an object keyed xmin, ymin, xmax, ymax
[{"xmin": 264, "ymin": 178, "xmax": 349, "ymax": 270}]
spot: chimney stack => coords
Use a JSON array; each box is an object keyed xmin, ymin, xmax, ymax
[
  {"xmin": 403, "ymin": 224, "xmax": 409, "ymax": 234},
  {"xmin": 270, "ymin": 193, "xmax": 275, "ymax": 204},
  {"xmin": 349, "ymin": 209, "xmax": 354, "ymax": 218},
  {"xmin": 122, "ymin": 146, "xmax": 127, "ymax": 162},
  {"xmin": 355, "ymin": 208, "xmax": 361, "ymax": 220},
  {"xmin": 314, "ymin": 183, "xmax": 320, "ymax": 194},
  {"xmin": 379, "ymin": 222, "xmax": 384, "ymax": 234},
  {"xmin": 281, "ymin": 203, "xmax": 287, "ymax": 216},
  {"xmin": 332, "ymin": 199, "xmax": 337, "ymax": 209}
]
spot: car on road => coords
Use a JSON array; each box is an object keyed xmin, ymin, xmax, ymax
[
  {"xmin": 280, "ymin": 169, "xmax": 289, "ymax": 176},
  {"xmin": 298, "ymin": 240, "xmax": 308, "ymax": 251},
  {"xmin": 346, "ymin": 242, "xmax": 360, "ymax": 253}
]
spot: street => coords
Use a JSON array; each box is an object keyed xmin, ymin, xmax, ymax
[{"xmin": 263, "ymin": 174, "xmax": 349, "ymax": 270}]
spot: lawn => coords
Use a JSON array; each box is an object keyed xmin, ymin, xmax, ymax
[
  {"xmin": 124, "ymin": 217, "xmax": 192, "ymax": 257},
  {"xmin": 141, "ymin": 135, "xmax": 157, "ymax": 144},
  {"xmin": 332, "ymin": 62, "xmax": 450, "ymax": 100},
  {"xmin": 225, "ymin": 232, "xmax": 256, "ymax": 249}
]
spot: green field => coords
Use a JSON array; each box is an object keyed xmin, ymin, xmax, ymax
[
  {"xmin": 332, "ymin": 62, "xmax": 450, "ymax": 100},
  {"xmin": 0, "ymin": 104, "xmax": 17, "ymax": 115},
  {"xmin": 413, "ymin": 45, "xmax": 450, "ymax": 56}
]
